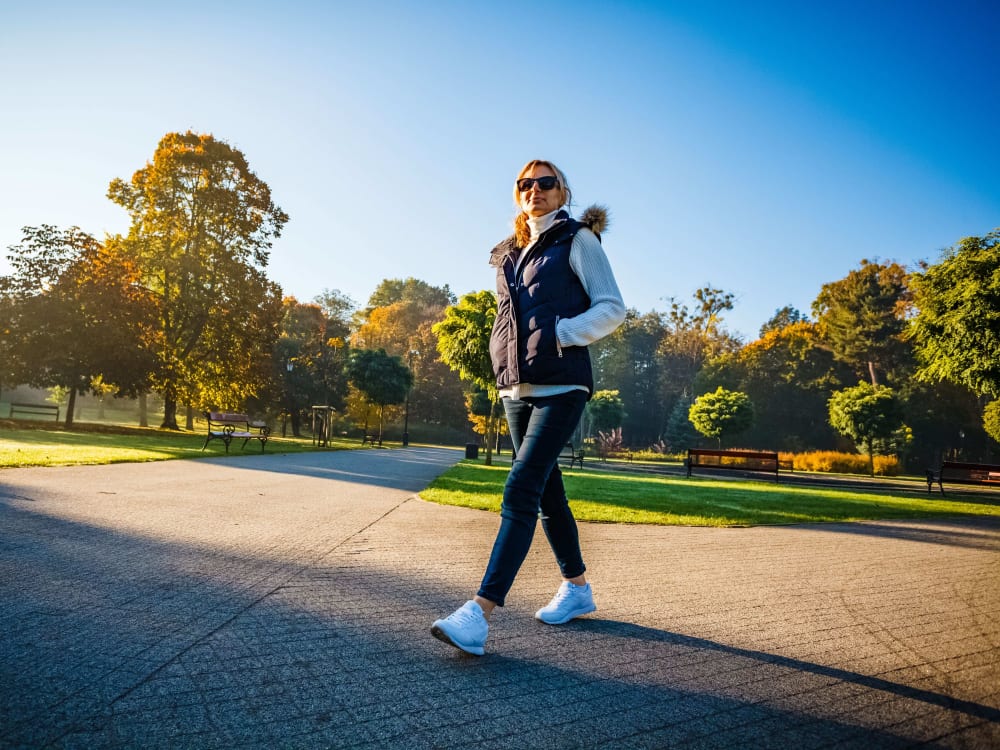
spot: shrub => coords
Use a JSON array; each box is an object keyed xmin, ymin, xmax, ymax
[{"xmin": 778, "ymin": 450, "xmax": 900, "ymax": 476}]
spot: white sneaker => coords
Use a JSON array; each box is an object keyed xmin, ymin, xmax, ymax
[
  {"xmin": 535, "ymin": 581, "xmax": 596, "ymax": 625},
  {"xmin": 431, "ymin": 600, "xmax": 488, "ymax": 655}
]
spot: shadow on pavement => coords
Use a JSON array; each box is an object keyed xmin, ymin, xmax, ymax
[{"xmin": 2, "ymin": 498, "xmax": 993, "ymax": 748}]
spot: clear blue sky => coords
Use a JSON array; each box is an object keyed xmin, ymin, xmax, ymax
[{"xmin": 2, "ymin": 0, "xmax": 997, "ymax": 340}]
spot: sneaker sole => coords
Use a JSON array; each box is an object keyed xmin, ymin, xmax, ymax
[
  {"xmin": 430, "ymin": 624, "xmax": 485, "ymax": 656},
  {"xmin": 535, "ymin": 603, "xmax": 597, "ymax": 626}
]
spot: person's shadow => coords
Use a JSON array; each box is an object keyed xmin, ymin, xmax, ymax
[{"xmin": 556, "ymin": 617, "xmax": 1000, "ymax": 723}]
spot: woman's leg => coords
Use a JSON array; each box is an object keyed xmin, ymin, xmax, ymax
[
  {"xmin": 476, "ymin": 392, "xmax": 588, "ymax": 607},
  {"xmin": 538, "ymin": 462, "xmax": 586, "ymax": 581}
]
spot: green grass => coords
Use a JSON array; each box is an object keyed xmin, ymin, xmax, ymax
[
  {"xmin": 0, "ymin": 423, "xmax": 359, "ymax": 468},
  {"xmin": 421, "ymin": 461, "xmax": 1000, "ymax": 527}
]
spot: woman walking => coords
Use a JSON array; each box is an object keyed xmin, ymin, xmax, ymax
[{"xmin": 431, "ymin": 159, "xmax": 626, "ymax": 655}]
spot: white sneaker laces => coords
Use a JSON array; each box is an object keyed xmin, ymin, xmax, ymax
[{"xmin": 450, "ymin": 605, "xmax": 480, "ymax": 625}]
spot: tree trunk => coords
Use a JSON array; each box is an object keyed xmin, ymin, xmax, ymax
[
  {"xmin": 138, "ymin": 393, "xmax": 148, "ymax": 427},
  {"xmin": 64, "ymin": 388, "xmax": 76, "ymax": 428},
  {"xmin": 483, "ymin": 400, "xmax": 498, "ymax": 467},
  {"xmin": 185, "ymin": 405, "xmax": 194, "ymax": 431},
  {"xmin": 290, "ymin": 409, "xmax": 301, "ymax": 438},
  {"xmin": 868, "ymin": 361, "xmax": 879, "ymax": 386},
  {"xmin": 161, "ymin": 390, "xmax": 179, "ymax": 430}
]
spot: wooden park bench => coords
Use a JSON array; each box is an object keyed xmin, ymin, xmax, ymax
[
  {"xmin": 926, "ymin": 461, "xmax": 1000, "ymax": 495},
  {"xmin": 686, "ymin": 448, "xmax": 780, "ymax": 480},
  {"xmin": 9, "ymin": 402, "xmax": 60, "ymax": 422},
  {"xmin": 561, "ymin": 443, "xmax": 585, "ymax": 469},
  {"xmin": 202, "ymin": 412, "xmax": 270, "ymax": 453},
  {"xmin": 362, "ymin": 433, "xmax": 383, "ymax": 448}
]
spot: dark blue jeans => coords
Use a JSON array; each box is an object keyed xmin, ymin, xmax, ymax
[{"xmin": 477, "ymin": 391, "xmax": 588, "ymax": 607}]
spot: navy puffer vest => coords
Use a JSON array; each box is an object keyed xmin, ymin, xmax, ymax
[{"xmin": 488, "ymin": 210, "xmax": 594, "ymax": 394}]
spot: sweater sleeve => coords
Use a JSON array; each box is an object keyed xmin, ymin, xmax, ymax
[{"xmin": 557, "ymin": 227, "xmax": 626, "ymax": 347}]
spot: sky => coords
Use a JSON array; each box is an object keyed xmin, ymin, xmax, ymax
[{"xmin": 2, "ymin": 0, "xmax": 997, "ymax": 341}]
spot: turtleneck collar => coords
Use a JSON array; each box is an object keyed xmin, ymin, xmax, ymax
[{"xmin": 526, "ymin": 208, "xmax": 563, "ymax": 243}]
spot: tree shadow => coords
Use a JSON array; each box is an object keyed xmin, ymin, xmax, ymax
[
  {"xmin": 2, "ymin": 502, "xmax": 996, "ymax": 748},
  {"xmin": 782, "ymin": 517, "xmax": 1000, "ymax": 551}
]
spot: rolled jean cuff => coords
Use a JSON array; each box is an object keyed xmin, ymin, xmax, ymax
[{"xmin": 475, "ymin": 588, "xmax": 505, "ymax": 608}]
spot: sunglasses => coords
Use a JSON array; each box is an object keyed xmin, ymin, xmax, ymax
[{"xmin": 516, "ymin": 176, "xmax": 560, "ymax": 192}]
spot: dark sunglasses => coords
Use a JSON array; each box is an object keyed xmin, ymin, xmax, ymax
[{"xmin": 516, "ymin": 176, "xmax": 560, "ymax": 192}]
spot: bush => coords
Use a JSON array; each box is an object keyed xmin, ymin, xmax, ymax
[{"xmin": 779, "ymin": 450, "xmax": 900, "ymax": 476}]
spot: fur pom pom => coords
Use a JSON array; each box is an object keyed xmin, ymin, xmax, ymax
[{"xmin": 579, "ymin": 204, "xmax": 610, "ymax": 237}]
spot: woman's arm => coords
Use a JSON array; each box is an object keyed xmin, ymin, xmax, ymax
[{"xmin": 557, "ymin": 227, "xmax": 626, "ymax": 347}]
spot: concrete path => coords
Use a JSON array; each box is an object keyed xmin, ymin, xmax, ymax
[{"xmin": 1, "ymin": 447, "xmax": 998, "ymax": 749}]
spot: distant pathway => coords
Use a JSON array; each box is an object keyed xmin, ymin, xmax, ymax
[{"xmin": 1, "ymin": 447, "xmax": 998, "ymax": 748}]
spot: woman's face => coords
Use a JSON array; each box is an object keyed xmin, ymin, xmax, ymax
[{"xmin": 517, "ymin": 164, "xmax": 563, "ymax": 217}]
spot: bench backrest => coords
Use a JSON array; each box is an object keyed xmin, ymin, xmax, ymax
[
  {"xmin": 940, "ymin": 461, "xmax": 1000, "ymax": 484},
  {"xmin": 208, "ymin": 412, "xmax": 250, "ymax": 423},
  {"xmin": 9, "ymin": 403, "xmax": 60, "ymax": 421},
  {"xmin": 689, "ymin": 448, "xmax": 779, "ymax": 470}
]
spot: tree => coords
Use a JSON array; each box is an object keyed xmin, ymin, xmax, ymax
[
  {"xmin": 688, "ymin": 387, "xmax": 754, "ymax": 447},
  {"xmin": 433, "ymin": 290, "xmax": 501, "ymax": 464},
  {"xmin": 586, "ymin": 390, "xmax": 626, "ymax": 435},
  {"xmin": 658, "ymin": 288, "xmax": 742, "ymax": 442},
  {"xmin": 590, "ymin": 309, "xmax": 668, "ymax": 447},
  {"xmin": 356, "ymin": 278, "xmax": 466, "ymax": 437},
  {"xmin": 827, "ymin": 382, "xmax": 904, "ymax": 475},
  {"xmin": 663, "ymin": 395, "xmax": 699, "ymax": 452},
  {"xmin": 812, "ymin": 260, "xmax": 912, "ymax": 386},
  {"xmin": 107, "ymin": 131, "xmax": 288, "ymax": 428},
  {"xmin": 313, "ymin": 288, "xmax": 356, "ymax": 340},
  {"xmin": 363, "ymin": 277, "xmax": 455, "ymax": 314},
  {"xmin": 1, "ymin": 226, "xmax": 158, "ymax": 427},
  {"xmin": 909, "ymin": 230, "xmax": 1000, "ymax": 399},
  {"xmin": 984, "ymin": 401, "xmax": 1000, "ymax": 446},
  {"xmin": 696, "ymin": 321, "xmax": 851, "ymax": 451},
  {"xmin": 270, "ymin": 297, "xmax": 348, "ymax": 436},
  {"xmin": 759, "ymin": 305, "xmax": 807, "ymax": 337},
  {"xmin": 344, "ymin": 348, "xmax": 413, "ymax": 443}
]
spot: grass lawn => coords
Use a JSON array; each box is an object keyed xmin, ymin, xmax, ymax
[
  {"xmin": 421, "ymin": 460, "xmax": 1000, "ymax": 527},
  {"xmin": 0, "ymin": 424, "xmax": 359, "ymax": 468}
]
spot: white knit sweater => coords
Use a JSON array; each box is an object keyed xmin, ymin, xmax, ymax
[{"xmin": 500, "ymin": 209, "xmax": 626, "ymax": 399}]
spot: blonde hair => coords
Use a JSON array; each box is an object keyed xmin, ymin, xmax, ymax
[{"xmin": 512, "ymin": 159, "xmax": 571, "ymax": 247}]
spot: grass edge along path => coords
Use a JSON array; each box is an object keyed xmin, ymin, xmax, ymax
[
  {"xmin": 0, "ymin": 424, "xmax": 357, "ymax": 469},
  {"xmin": 420, "ymin": 461, "xmax": 1000, "ymax": 527}
]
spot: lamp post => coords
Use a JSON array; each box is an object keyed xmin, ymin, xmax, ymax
[
  {"xmin": 282, "ymin": 359, "xmax": 294, "ymax": 437},
  {"xmin": 402, "ymin": 349, "xmax": 419, "ymax": 446}
]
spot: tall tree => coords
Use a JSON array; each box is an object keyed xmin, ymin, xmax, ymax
[
  {"xmin": 107, "ymin": 131, "xmax": 288, "ymax": 428},
  {"xmin": 697, "ymin": 321, "xmax": 851, "ymax": 451},
  {"xmin": 364, "ymin": 277, "xmax": 455, "ymax": 313},
  {"xmin": 270, "ymin": 297, "xmax": 349, "ymax": 436},
  {"xmin": 812, "ymin": 260, "xmax": 912, "ymax": 386},
  {"xmin": 759, "ymin": 305, "xmax": 808, "ymax": 338},
  {"xmin": 355, "ymin": 279, "xmax": 466, "ymax": 436},
  {"xmin": 433, "ymin": 290, "xmax": 501, "ymax": 464},
  {"xmin": 1, "ymin": 226, "xmax": 157, "ymax": 427},
  {"xmin": 590, "ymin": 309, "xmax": 668, "ymax": 447},
  {"xmin": 909, "ymin": 230, "xmax": 1000, "ymax": 399},
  {"xmin": 313, "ymin": 288, "xmax": 356, "ymax": 340},
  {"xmin": 828, "ymin": 382, "xmax": 905, "ymax": 475},
  {"xmin": 345, "ymin": 348, "xmax": 413, "ymax": 442},
  {"xmin": 655, "ymin": 287, "xmax": 742, "ymax": 446}
]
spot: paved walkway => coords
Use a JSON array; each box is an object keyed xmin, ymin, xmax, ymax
[{"xmin": 1, "ymin": 447, "xmax": 998, "ymax": 749}]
